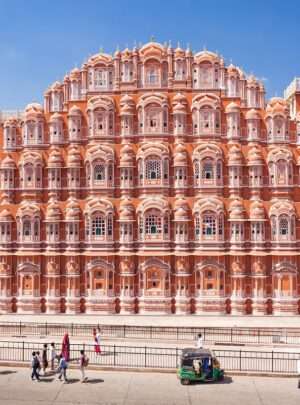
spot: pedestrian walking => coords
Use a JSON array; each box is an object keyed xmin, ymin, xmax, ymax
[
  {"xmin": 57, "ymin": 354, "xmax": 68, "ymax": 383},
  {"xmin": 196, "ymin": 333, "xmax": 203, "ymax": 349},
  {"xmin": 61, "ymin": 333, "xmax": 70, "ymax": 361},
  {"xmin": 50, "ymin": 342, "xmax": 57, "ymax": 371},
  {"xmin": 79, "ymin": 350, "xmax": 89, "ymax": 382},
  {"xmin": 31, "ymin": 351, "xmax": 41, "ymax": 381},
  {"xmin": 42, "ymin": 344, "xmax": 48, "ymax": 375},
  {"xmin": 93, "ymin": 327, "xmax": 101, "ymax": 354},
  {"xmin": 36, "ymin": 351, "xmax": 42, "ymax": 374}
]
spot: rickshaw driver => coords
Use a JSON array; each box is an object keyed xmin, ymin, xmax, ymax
[{"xmin": 193, "ymin": 358, "xmax": 202, "ymax": 375}]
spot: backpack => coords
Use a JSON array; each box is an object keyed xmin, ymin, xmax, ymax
[
  {"xmin": 83, "ymin": 356, "xmax": 89, "ymax": 367},
  {"xmin": 33, "ymin": 356, "xmax": 40, "ymax": 368}
]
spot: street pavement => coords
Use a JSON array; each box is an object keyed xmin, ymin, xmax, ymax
[
  {"xmin": 0, "ymin": 366, "xmax": 299, "ymax": 405},
  {"xmin": 1, "ymin": 313, "xmax": 300, "ymax": 328}
]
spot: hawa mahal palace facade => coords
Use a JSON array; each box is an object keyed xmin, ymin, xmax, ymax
[{"xmin": 0, "ymin": 41, "xmax": 300, "ymax": 315}]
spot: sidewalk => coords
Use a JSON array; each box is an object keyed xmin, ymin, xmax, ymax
[
  {"xmin": 0, "ymin": 366, "xmax": 299, "ymax": 405},
  {"xmin": 1, "ymin": 313, "xmax": 300, "ymax": 328}
]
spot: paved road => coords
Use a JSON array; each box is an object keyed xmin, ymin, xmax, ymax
[
  {"xmin": 2, "ymin": 313, "xmax": 300, "ymax": 328},
  {"xmin": 0, "ymin": 366, "xmax": 299, "ymax": 405}
]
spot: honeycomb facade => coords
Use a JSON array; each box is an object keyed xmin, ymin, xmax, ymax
[{"xmin": 0, "ymin": 41, "xmax": 300, "ymax": 315}]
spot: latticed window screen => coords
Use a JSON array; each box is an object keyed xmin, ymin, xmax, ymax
[
  {"xmin": 194, "ymin": 161, "xmax": 200, "ymax": 180},
  {"xmin": 145, "ymin": 159, "xmax": 161, "ymax": 179},
  {"xmin": 95, "ymin": 112, "xmax": 105, "ymax": 130},
  {"xmin": 145, "ymin": 215, "xmax": 162, "ymax": 234},
  {"xmin": 202, "ymin": 160, "xmax": 214, "ymax": 179},
  {"xmin": 92, "ymin": 216, "xmax": 105, "ymax": 236},
  {"xmin": 195, "ymin": 215, "xmax": 200, "ymax": 236},
  {"xmin": 279, "ymin": 216, "xmax": 289, "ymax": 236},
  {"xmin": 94, "ymin": 164, "xmax": 105, "ymax": 181},
  {"xmin": 202, "ymin": 214, "xmax": 216, "ymax": 236},
  {"xmin": 94, "ymin": 70, "xmax": 107, "ymax": 88},
  {"xmin": 23, "ymin": 220, "xmax": 31, "ymax": 236}
]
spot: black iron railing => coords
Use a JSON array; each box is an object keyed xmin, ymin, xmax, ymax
[
  {"xmin": 1, "ymin": 321, "xmax": 300, "ymax": 345},
  {"xmin": 0, "ymin": 340, "xmax": 298, "ymax": 374}
]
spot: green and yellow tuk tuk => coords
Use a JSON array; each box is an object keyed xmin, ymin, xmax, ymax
[{"xmin": 177, "ymin": 348, "xmax": 224, "ymax": 385}]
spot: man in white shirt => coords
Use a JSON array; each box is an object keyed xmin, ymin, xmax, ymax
[{"xmin": 196, "ymin": 333, "xmax": 203, "ymax": 349}]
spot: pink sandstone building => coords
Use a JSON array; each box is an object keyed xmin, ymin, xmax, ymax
[{"xmin": 0, "ymin": 42, "xmax": 300, "ymax": 315}]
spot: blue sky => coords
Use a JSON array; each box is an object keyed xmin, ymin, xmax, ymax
[{"xmin": 0, "ymin": 0, "xmax": 299, "ymax": 109}]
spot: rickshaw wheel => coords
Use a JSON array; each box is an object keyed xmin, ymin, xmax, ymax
[{"xmin": 181, "ymin": 378, "xmax": 190, "ymax": 385}]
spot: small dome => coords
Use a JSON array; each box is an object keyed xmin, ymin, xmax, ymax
[
  {"xmin": 46, "ymin": 201, "xmax": 61, "ymax": 220},
  {"xmin": 48, "ymin": 149, "xmax": 63, "ymax": 167},
  {"xmin": 50, "ymin": 81, "xmax": 63, "ymax": 91},
  {"xmin": 67, "ymin": 146, "xmax": 81, "ymax": 167},
  {"xmin": 247, "ymin": 146, "xmax": 264, "ymax": 165},
  {"xmin": 120, "ymin": 144, "xmax": 135, "ymax": 167},
  {"xmin": 24, "ymin": 103, "xmax": 44, "ymax": 118},
  {"xmin": 228, "ymin": 145, "xmax": 243, "ymax": 165},
  {"xmin": 119, "ymin": 198, "xmax": 135, "ymax": 221},
  {"xmin": 227, "ymin": 63, "xmax": 238, "ymax": 73},
  {"xmin": 120, "ymin": 94, "xmax": 134, "ymax": 105},
  {"xmin": 266, "ymin": 97, "xmax": 289, "ymax": 117},
  {"xmin": 245, "ymin": 109, "xmax": 260, "ymax": 120},
  {"xmin": 3, "ymin": 117, "xmax": 18, "ymax": 127},
  {"xmin": 68, "ymin": 105, "xmax": 82, "ymax": 117},
  {"xmin": 174, "ymin": 143, "xmax": 187, "ymax": 166},
  {"xmin": 174, "ymin": 198, "xmax": 189, "ymax": 221},
  {"xmin": 229, "ymin": 199, "xmax": 245, "ymax": 219},
  {"xmin": 173, "ymin": 103, "xmax": 186, "ymax": 114},
  {"xmin": 250, "ymin": 200, "xmax": 265, "ymax": 219},
  {"xmin": 0, "ymin": 209, "xmax": 13, "ymax": 221},
  {"xmin": 173, "ymin": 93, "xmax": 187, "ymax": 104},
  {"xmin": 247, "ymin": 75, "xmax": 258, "ymax": 86},
  {"xmin": 49, "ymin": 112, "xmax": 63, "ymax": 123},
  {"xmin": 0, "ymin": 155, "xmax": 16, "ymax": 169},
  {"xmin": 69, "ymin": 68, "xmax": 80, "ymax": 80},
  {"xmin": 225, "ymin": 102, "xmax": 240, "ymax": 113},
  {"xmin": 65, "ymin": 197, "xmax": 81, "ymax": 220}
]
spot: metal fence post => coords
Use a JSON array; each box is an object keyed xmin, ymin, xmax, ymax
[
  {"xmin": 144, "ymin": 346, "xmax": 147, "ymax": 368},
  {"xmin": 231, "ymin": 328, "xmax": 233, "ymax": 343},
  {"xmin": 123, "ymin": 324, "xmax": 126, "ymax": 338},
  {"xmin": 22, "ymin": 341, "xmax": 24, "ymax": 362},
  {"xmin": 19, "ymin": 321, "xmax": 22, "ymax": 336},
  {"xmin": 271, "ymin": 351, "xmax": 274, "ymax": 373},
  {"xmin": 113, "ymin": 345, "xmax": 116, "ymax": 367},
  {"xmin": 71, "ymin": 323, "xmax": 74, "ymax": 337},
  {"xmin": 240, "ymin": 350, "xmax": 242, "ymax": 371},
  {"xmin": 203, "ymin": 327, "xmax": 206, "ymax": 342}
]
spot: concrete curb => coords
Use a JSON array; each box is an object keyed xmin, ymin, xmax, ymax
[{"xmin": 0, "ymin": 361, "xmax": 297, "ymax": 378}]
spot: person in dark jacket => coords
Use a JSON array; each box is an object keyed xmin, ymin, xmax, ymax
[
  {"xmin": 42, "ymin": 343, "xmax": 48, "ymax": 375},
  {"xmin": 31, "ymin": 351, "xmax": 41, "ymax": 381}
]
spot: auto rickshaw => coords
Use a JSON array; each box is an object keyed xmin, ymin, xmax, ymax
[{"xmin": 177, "ymin": 348, "xmax": 224, "ymax": 385}]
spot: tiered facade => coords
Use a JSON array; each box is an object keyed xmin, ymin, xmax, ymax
[{"xmin": 0, "ymin": 42, "xmax": 300, "ymax": 315}]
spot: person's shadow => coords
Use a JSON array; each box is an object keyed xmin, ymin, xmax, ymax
[
  {"xmin": 0, "ymin": 370, "xmax": 17, "ymax": 375},
  {"xmin": 85, "ymin": 378, "xmax": 104, "ymax": 384}
]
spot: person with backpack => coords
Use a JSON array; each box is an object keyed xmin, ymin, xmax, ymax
[
  {"xmin": 42, "ymin": 343, "xmax": 48, "ymax": 375},
  {"xmin": 79, "ymin": 349, "xmax": 89, "ymax": 382},
  {"xmin": 31, "ymin": 351, "xmax": 41, "ymax": 381},
  {"xmin": 57, "ymin": 354, "xmax": 68, "ymax": 383}
]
